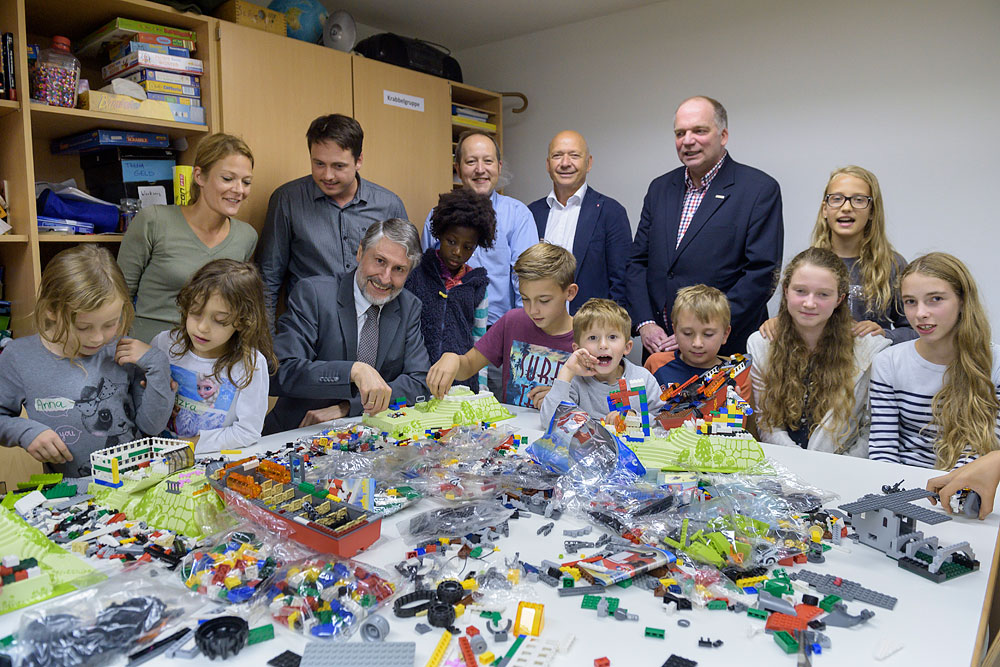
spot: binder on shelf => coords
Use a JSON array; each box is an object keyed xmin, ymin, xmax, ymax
[
  {"xmin": 451, "ymin": 104, "xmax": 489, "ymax": 122},
  {"xmin": 451, "ymin": 115, "xmax": 497, "ymax": 132}
]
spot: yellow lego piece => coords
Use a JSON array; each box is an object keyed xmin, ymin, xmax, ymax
[
  {"xmin": 507, "ymin": 568, "xmax": 521, "ymax": 585},
  {"xmin": 454, "ymin": 603, "xmax": 464, "ymax": 618},
  {"xmin": 224, "ymin": 575, "xmax": 242, "ymax": 588},
  {"xmin": 461, "ymin": 579, "xmax": 478, "ymax": 591},
  {"xmin": 559, "ymin": 566, "xmax": 581, "ymax": 581},
  {"xmin": 736, "ymin": 575, "xmax": 769, "ymax": 589},
  {"xmin": 425, "ymin": 630, "xmax": 452, "ymax": 667},
  {"xmin": 441, "ymin": 537, "xmax": 451, "ymax": 545},
  {"xmin": 513, "ymin": 601, "xmax": 544, "ymax": 636},
  {"xmin": 220, "ymin": 449, "xmax": 242, "ymax": 455},
  {"xmin": 659, "ymin": 578, "xmax": 677, "ymax": 587},
  {"xmin": 479, "ymin": 652, "xmax": 495, "ymax": 664}
]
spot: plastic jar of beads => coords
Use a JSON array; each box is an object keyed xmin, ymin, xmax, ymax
[{"xmin": 30, "ymin": 36, "xmax": 80, "ymax": 108}]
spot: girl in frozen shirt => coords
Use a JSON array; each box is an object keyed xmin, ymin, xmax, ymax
[{"xmin": 152, "ymin": 259, "xmax": 276, "ymax": 453}]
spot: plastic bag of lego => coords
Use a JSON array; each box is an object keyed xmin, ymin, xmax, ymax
[
  {"xmin": 178, "ymin": 520, "xmax": 314, "ymax": 607},
  {"xmin": 265, "ymin": 556, "xmax": 399, "ymax": 640},
  {"xmin": 398, "ymin": 500, "xmax": 515, "ymax": 543},
  {"xmin": 12, "ymin": 565, "xmax": 207, "ymax": 667},
  {"xmin": 637, "ymin": 493, "xmax": 807, "ymax": 571},
  {"xmin": 527, "ymin": 402, "xmax": 644, "ymax": 481},
  {"xmin": 708, "ymin": 458, "xmax": 837, "ymax": 514},
  {"xmin": 305, "ymin": 448, "xmax": 420, "ymax": 515}
]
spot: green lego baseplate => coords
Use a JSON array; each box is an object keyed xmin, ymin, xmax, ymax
[
  {"xmin": 88, "ymin": 466, "xmax": 231, "ymax": 539},
  {"xmin": 362, "ymin": 386, "xmax": 514, "ymax": 440},
  {"xmin": 627, "ymin": 424, "xmax": 769, "ymax": 473},
  {"xmin": 0, "ymin": 506, "xmax": 104, "ymax": 615}
]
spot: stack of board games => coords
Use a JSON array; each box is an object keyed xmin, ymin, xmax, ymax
[{"xmin": 77, "ymin": 18, "xmax": 204, "ymax": 125}]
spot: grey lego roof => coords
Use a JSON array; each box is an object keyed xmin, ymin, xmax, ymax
[
  {"xmin": 838, "ymin": 489, "xmax": 951, "ymax": 525},
  {"xmin": 789, "ymin": 569, "xmax": 898, "ymax": 610}
]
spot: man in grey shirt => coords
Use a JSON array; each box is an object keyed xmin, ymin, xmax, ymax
[{"xmin": 258, "ymin": 114, "xmax": 408, "ymax": 323}]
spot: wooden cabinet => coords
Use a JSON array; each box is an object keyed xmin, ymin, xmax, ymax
[
  {"xmin": 214, "ymin": 20, "xmax": 353, "ymax": 233},
  {"xmin": 351, "ymin": 55, "xmax": 451, "ymax": 228}
]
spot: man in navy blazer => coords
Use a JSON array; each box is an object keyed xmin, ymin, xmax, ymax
[
  {"xmin": 528, "ymin": 130, "xmax": 632, "ymax": 314},
  {"xmin": 627, "ymin": 96, "xmax": 783, "ymax": 356},
  {"xmin": 263, "ymin": 218, "xmax": 430, "ymax": 434}
]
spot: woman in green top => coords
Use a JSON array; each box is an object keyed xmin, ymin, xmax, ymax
[{"xmin": 117, "ymin": 133, "xmax": 259, "ymax": 342}]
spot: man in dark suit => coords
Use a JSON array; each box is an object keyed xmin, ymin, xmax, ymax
[
  {"xmin": 528, "ymin": 130, "xmax": 631, "ymax": 314},
  {"xmin": 263, "ymin": 218, "xmax": 430, "ymax": 434},
  {"xmin": 627, "ymin": 96, "xmax": 783, "ymax": 356}
]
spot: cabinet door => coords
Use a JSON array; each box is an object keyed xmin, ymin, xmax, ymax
[
  {"xmin": 216, "ymin": 22, "xmax": 353, "ymax": 234},
  {"xmin": 351, "ymin": 56, "xmax": 451, "ymax": 230}
]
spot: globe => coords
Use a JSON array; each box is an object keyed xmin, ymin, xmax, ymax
[{"xmin": 268, "ymin": 0, "xmax": 329, "ymax": 43}]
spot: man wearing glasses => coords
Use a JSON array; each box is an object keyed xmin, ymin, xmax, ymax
[{"xmin": 626, "ymin": 95, "xmax": 784, "ymax": 356}]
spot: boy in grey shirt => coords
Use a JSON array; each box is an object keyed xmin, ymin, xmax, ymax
[{"xmin": 540, "ymin": 299, "xmax": 664, "ymax": 427}]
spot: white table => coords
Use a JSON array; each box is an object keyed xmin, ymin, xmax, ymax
[{"xmin": 3, "ymin": 407, "xmax": 997, "ymax": 666}]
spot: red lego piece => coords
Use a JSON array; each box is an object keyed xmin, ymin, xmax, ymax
[
  {"xmin": 466, "ymin": 626, "xmax": 480, "ymax": 636},
  {"xmin": 765, "ymin": 612, "xmax": 807, "ymax": 633},
  {"xmin": 777, "ymin": 556, "xmax": 794, "ymax": 566},
  {"xmin": 795, "ymin": 604, "xmax": 823, "ymax": 622},
  {"xmin": 794, "ymin": 553, "xmax": 808, "ymax": 564},
  {"xmin": 833, "ymin": 577, "xmax": 843, "ymax": 586},
  {"xmin": 458, "ymin": 636, "xmax": 477, "ymax": 667},
  {"xmin": 595, "ymin": 659, "xmax": 611, "ymax": 667}
]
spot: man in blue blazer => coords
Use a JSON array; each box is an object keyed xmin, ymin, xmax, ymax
[
  {"xmin": 627, "ymin": 96, "xmax": 783, "ymax": 356},
  {"xmin": 528, "ymin": 130, "xmax": 632, "ymax": 314},
  {"xmin": 263, "ymin": 218, "xmax": 430, "ymax": 434}
]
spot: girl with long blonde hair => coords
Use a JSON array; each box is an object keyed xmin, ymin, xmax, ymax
[
  {"xmin": 869, "ymin": 253, "xmax": 1000, "ymax": 469},
  {"xmin": 748, "ymin": 247, "xmax": 890, "ymax": 456},
  {"xmin": 810, "ymin": 165, "xmax": 915, "ymax": 343}
]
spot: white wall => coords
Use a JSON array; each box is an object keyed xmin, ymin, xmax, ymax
[{"xmin": 455, "ymin": 0, "xmax": 1000, "ymax": 328}]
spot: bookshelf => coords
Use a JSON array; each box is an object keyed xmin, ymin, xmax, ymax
[{"xmin": 0, "ymin": 0, "xmax": 217, "ymax": 340}]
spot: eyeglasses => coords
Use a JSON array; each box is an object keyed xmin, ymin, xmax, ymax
[{"xmin": 825, "ymin": 194, "xmax": 872, "ymax": 209}]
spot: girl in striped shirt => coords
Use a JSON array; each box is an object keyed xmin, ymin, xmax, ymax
[{"xmin": 869, "ymin": 253, "xmax": 1000, "ymax": 468}]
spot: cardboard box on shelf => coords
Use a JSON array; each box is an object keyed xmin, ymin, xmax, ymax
[
  {"xmin": 77, "ymin": 90, "xmax": 205, "ymax": 126},
  {"xmin": 214, "ymin": 0, "xmax": 287, "ymax": 36}
]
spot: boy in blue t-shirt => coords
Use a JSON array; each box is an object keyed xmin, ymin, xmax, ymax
[{"xmin": 653, "ymin": 284, "xmax": 733, "ymax": 388}]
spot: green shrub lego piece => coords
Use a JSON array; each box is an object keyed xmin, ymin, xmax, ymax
[{"xmin": 774, "ymin": 630, "xmax": 798, "ymax": 654}]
